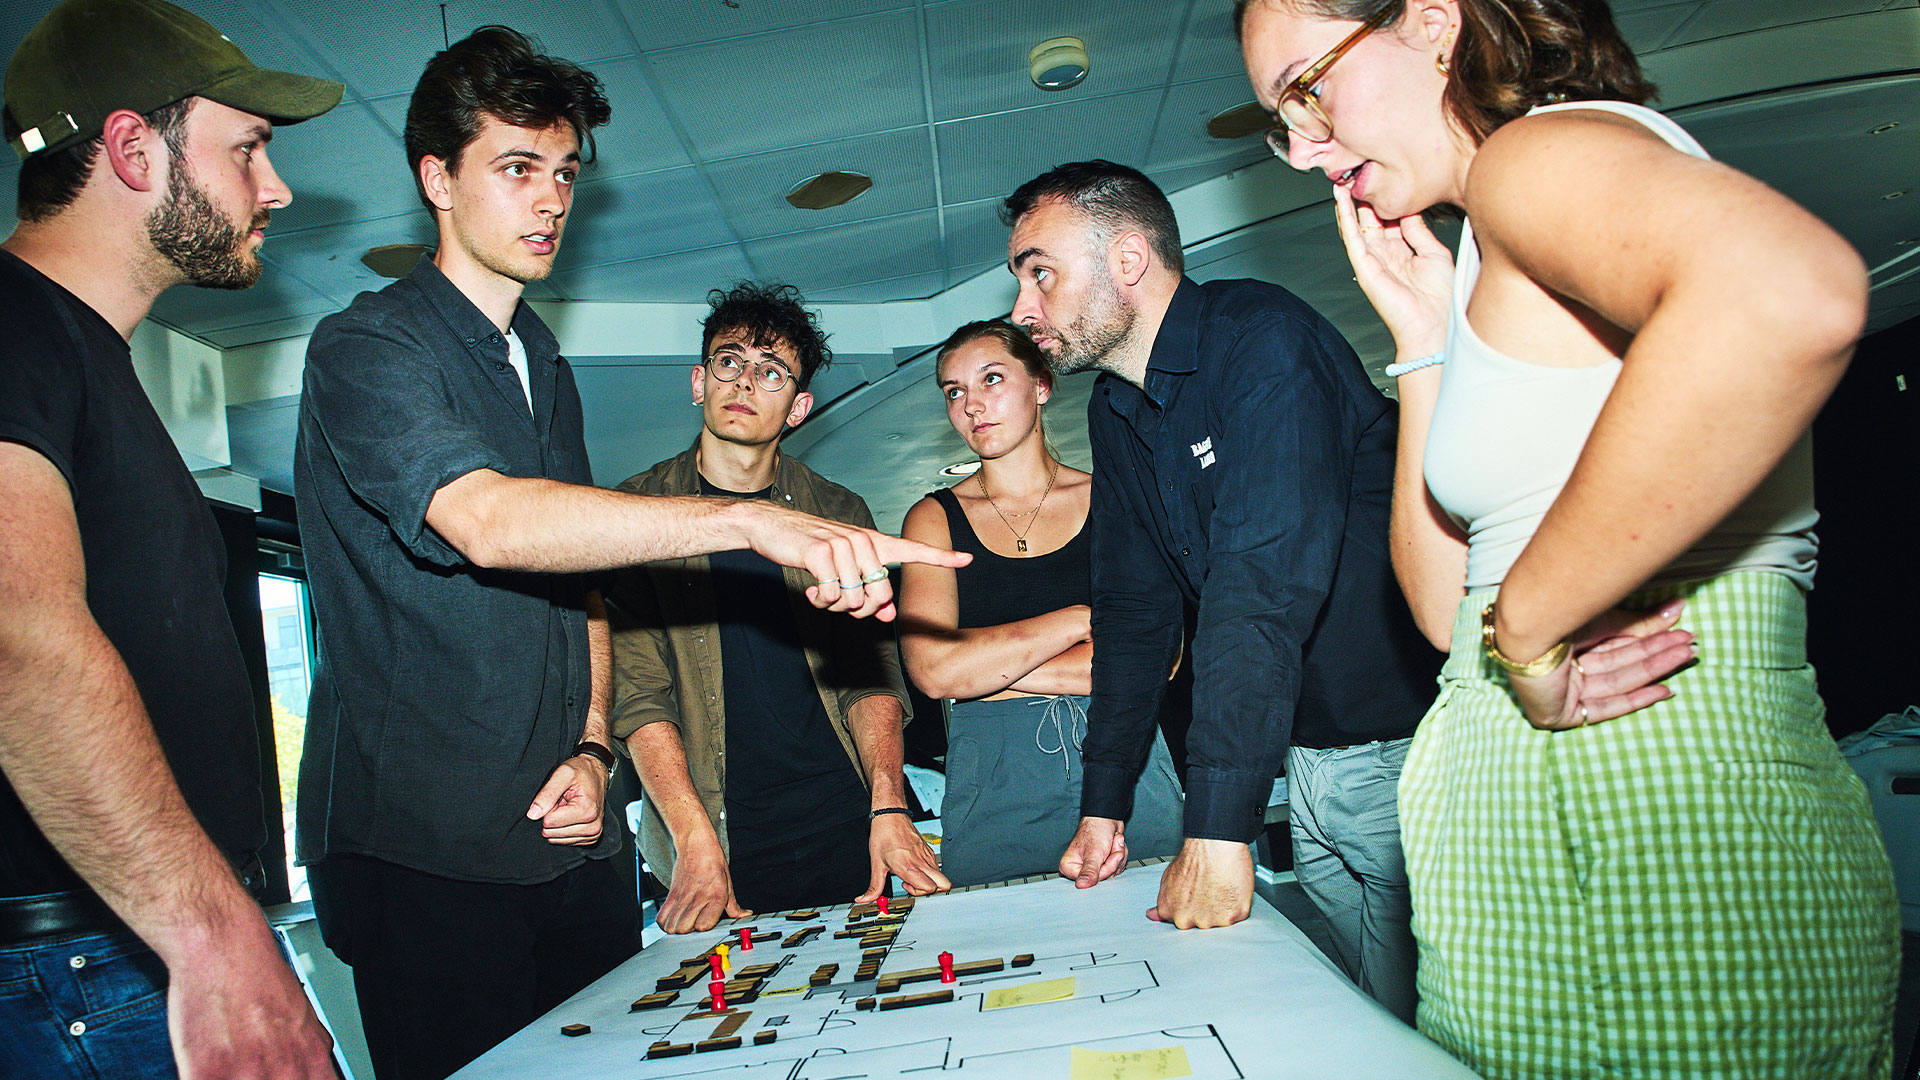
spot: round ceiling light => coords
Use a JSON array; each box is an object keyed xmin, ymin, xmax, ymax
[
  {"xmin": 785, "ymin": 171, "xmax": 873, "ymax": 210},
  {"xmin": 1029, "ymin": 37, "xmax": 1088, "ymax": 91},
  {"xmin": 361, "ymin": 244, "xmax": 432, "ymax": 278},
  {"xmin": 940, "ymin": 460, "xmax": 983, "ymax": 477},
  {"xmin": 1206, "ymin": 101, "xmax": 1272, "ymax": 140}
]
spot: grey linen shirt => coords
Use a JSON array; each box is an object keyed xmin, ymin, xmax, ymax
[{"xmin": 294, "ymin": 257, "xmax": 615, "ymax": 884}]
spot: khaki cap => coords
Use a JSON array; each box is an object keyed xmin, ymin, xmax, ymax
[{"xmin": 5, "ymin": 0, "xmax": 342, "ymax": 160}]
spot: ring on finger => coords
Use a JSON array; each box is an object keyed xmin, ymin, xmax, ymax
[
  {"xmin": 1572, "ymin": 656, "xmax": 1586, "ymax": 676},
  {"xmin": 1578, "ymin": 705, "xmax": 1590, "ymax": 727},
  {"xmin": 836, "ymin": 578, "xmax": 864, "ymax": 590},
  {"xmin": 860, "ymin": 566, "xmax": 889, "ymax": 584}
]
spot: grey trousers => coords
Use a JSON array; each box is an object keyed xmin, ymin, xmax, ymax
[
  {"xmin": 941, "ymin": 694, "xmax": 1184, "ymax": 887},
  {"xmin": 1286, "ymin": 738, "xmax": 1417, "ymax": 1024}
]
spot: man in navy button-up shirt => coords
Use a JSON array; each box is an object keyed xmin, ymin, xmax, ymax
[{"xmin": 1003, "ymin": 162, "xmax": 1437, "ymax": 1021}]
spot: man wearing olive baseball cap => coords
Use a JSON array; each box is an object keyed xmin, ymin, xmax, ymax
[{"xmin": 0, "ymin": 2, "xmax": 342, "ymax": 1078}]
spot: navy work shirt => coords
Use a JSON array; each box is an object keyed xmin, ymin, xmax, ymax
[
  {"xmin": 294, "ymin": 257, "xmax": 613, "ymax": 883},
  {"xmin": 1080, "ymin": 277, "xmax": 1439, "ymax": 845}
]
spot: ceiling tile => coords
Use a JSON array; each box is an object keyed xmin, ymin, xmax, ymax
[
  {"xmin": 267, "ymin": 103, "xmax": 418, "ymax": 233},
  {"xmin": 148, "ymin": 262, "xmax": 341, "ymax": 336},
  {"xmin": 1171, "ymin": 0, "xmax": 1245, "ymax": 85},
  {"xmin": 1615, "ymin": 3, "xmax": 1706, "ymax": 52},
  {"xmin": 546, "ymin": 244, "xmax": 756, "ymax": 304},
  {"xmin": 572, "ymin": 59, "xmax": 696, "ymax": 180},
  {"xmin": 942, "ymin": 197, "xmax": 1011, "ymax": 267},
  {"xmin": 259, "ymin": 212, "xmax": 438, "ymax": 303},
  {"xmin": 561, "ymin": 167, "xmax": 737, "ymax": 269},
  {"xmin": 618, "ymin": 0, "xmax": 910, "ymax": 52},
  {"xmin": 743, "ymin": 209, "xmax": 942, "ymax": 292},
  {"xmin": 1150, "ymin": 152, "xmax": 1270, "ymax": 199},
  {"xmin": 807, "ymin": 269, "xmax": 947, "ymax": 302},
  {"xmin": 204, "ymin": 314, "xmax": 332, "ymax": 350},
  {"xmin": 441, "ymin": 0, "xmax": 637, "ymax": 66},
  {"xmin": 647, "ymin": 10, "xmax": 926, "ymax": 161},
  {"xmin": 705, "ymin": 128, "xmax": 936, "ymax": 240},
  {"xmin": 935, "ymin": 86, "xmax": 1162, "ymax": 204},
  {"xmin": 1146, "ymin": 74, "xmax": 1275, "ymax": 179},
  {"xmin": 274, "ymin": 0, "xmax": 450, "ymax": 99},
  {"xmin": 1669, "ymin": 0, "xmax": 1889, "ymax": 46},
  {"xmin": 925, "ymin": 0, "xmax": 1186, "ymax": 122}
]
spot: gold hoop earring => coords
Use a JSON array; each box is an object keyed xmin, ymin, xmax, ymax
[{"xmin": 1437, "ymin": 37, "xmax": 1453, "ymax": 76}]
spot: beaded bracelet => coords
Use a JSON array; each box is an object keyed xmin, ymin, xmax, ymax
[{"xmin": 1383, "ymin": 351, "xmax": 1444, "ymax": 378}]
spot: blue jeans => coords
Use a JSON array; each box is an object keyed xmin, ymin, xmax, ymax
[
  {"xmin": 1287, "ymin": 738, "xmax": 1417, "ymax": 1025},
  {"xmin": 0, "ymin": 907, "xmax": 176, "ymax": 1080}
]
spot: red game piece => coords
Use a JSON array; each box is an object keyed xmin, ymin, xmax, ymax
[
  {"xmin": 708, "ymin": 979, "xmax": 727, "ymax": 1012},
  {"xmin": 938, "ymin": 951, "xmax": 955, "ymax": 984},
  {"xmin": 877, "ymin": 896, "xmax": 889, "ymax": 917},
  {"xmin": 708, "ymin": 955, "xmax": 724, "ymax": 981},
  {"xmin": 738, "ymin": 926, "xmax": 753, "ymax": 951}
]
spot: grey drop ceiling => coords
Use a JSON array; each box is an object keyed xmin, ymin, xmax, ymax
[{"xmin": 4, "ymin": 0, "xmax": 1919, "ymax": 530}]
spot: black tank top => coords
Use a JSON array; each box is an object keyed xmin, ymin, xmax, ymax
[{"xmin": 931, "ymin": 486, "xmax": 1092, "ymax": 629}]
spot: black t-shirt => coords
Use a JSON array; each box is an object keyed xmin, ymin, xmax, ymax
[
  {"xmin": 0, "ymin": 251, "xmax": 264, "ymax": 899},
  {"xmin": 699, "ymin": 478, "xmax": 868, "ymax": 856}
]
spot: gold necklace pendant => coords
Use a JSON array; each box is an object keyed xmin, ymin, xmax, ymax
[{"xmin": 977, "ymin": 458, "xmax": 1059, "ymax": 556}]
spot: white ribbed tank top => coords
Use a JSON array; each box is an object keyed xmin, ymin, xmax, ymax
[{"xmin": 1423, "ymin": 100, "xmax": 1817, "ymax": 591}]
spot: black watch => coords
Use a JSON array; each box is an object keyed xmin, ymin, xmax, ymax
[{"xmin": 571, "ymin": 740, "xmax": 617, "ymax": 778}]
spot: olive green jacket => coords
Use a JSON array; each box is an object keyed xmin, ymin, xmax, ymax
[{"xmin": 605, "ymin": 442, "xmax": 911, "ymax": 884}]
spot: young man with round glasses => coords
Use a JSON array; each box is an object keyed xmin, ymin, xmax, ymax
[{"xmin": 606, "ymin": 281, "xmax": 949, "ymax": 931}]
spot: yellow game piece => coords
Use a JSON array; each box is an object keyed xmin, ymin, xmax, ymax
[{"xmin": 715, "ymin": 942, "xmax": 731, "ymax": 975}]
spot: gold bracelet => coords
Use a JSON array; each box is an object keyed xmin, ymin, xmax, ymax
[{"xmin": 1481, "ymin": 602, "xmax": 1571, "ymax": 677}]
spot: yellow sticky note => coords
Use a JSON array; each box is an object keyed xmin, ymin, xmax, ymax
[
  {"xmin": 1068, "ymin": 1046, "xmax": 1193, "ymax": 1080},
  {"xmin": 981, "ymin": 975, "xmax": 1076, "ymax": 1010}
]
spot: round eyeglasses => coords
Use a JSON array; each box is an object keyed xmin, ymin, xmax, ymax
[
  {"xmin": 706, "ymin": 352, "xmax": 795, "ymax": 393},
  {"xmin": 1263, "ymin": 4, "xmax": 1397, "ymax": 160}
]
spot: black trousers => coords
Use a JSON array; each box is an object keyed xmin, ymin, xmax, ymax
[
  {"xmin": 728, "ymin": 816, "xmax": 870, "ymax": 913},
  {"xmin": 310, "ymin": 853, "xmax": 640, "ymax": 1080}
]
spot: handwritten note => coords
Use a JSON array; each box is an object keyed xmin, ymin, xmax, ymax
[
  {"xmin": 980, "ymin": 975, "xmax": 1076, "ymax": 1010},
  {"xmin": 1068, "ymin": 1046, "xmax": 1193, "ymax": 1080}
]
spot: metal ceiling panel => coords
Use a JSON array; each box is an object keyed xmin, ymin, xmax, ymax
[
  {"xmin": 743, "ymin": 207, "xmax": 941, "ymax": 292},
  {"xmin": 204, "ymin": 313, "xmax": 331, "ymax": 349},
  {"xmin": 925, "ymin": 0, "xmax": 1186, "ymax": 122},
  {"xmin": 272, "ymin": 0, "xmax": 450, "ymax": 99},
  {"xmin": 568, "ymin": 58, "xmax": 697, "ymax": 181},
  {"xmin": 1671, "ymin": 0, "xmax": 1899, "ymax": 47},
  {"xmin": 148, "ymin": 259, "xmax": 341, "ymax": 336},
  {"xmin": 941, "ymin": 196, "xmax": 1012, "ymax": 268},
  {"xmin": 704, "ymin": 127, "xmax": 936, "ymax": 241},
  {"xmin": 1146, "ymin": 74, "xmax": 1275, "ymax": 179},
  {"xmin": 442, "ymin": 0, "xmax": 638, "ymax": 66},
  {"xmin": 1170, "ymin": 0, "xmax": 1246, "ymax": 86},
  {"xmin": 614, "ymin": 0, "xmax": 910, "ymax": 53},
  {"xmin": 646, "ymin": 9, "xmax": 925, "ymax": 162},
  {"xmin": 1614, "ymin": 2, "xmax": 1708, "ymax": 52},
  {"xmin": 935, "ymin": 86, "xmax": 1162, "ymax": 204},
  {"xmin": 266, "ymin": 103, "xmax": 416, "ymax": 234},
  {"xmin": 560, "ymin": 166, "xmax": 736, "ymax": 269},
  {"xmin": 1682, "ymin": 75, "xmax": 1920, "ymax": 274},
  {"xmin": 260, "ymin": 212, "xmax": 438, "ymax": 303},
  {"xmin": 545, "ymin": 243, "xmax": 756, "ymax": 303},
  {"xmin": 808, "ymin": 269, "xmax": 946, "ymax": 302}
]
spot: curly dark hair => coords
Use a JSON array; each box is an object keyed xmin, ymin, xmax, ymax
[
  {"xmin": 702, "ymin": 281, "xmax": 833, "ymax": 392},
  {"xmin": 1234, "ymin": 0, "xmax": 1654, "ymax": 144},
  {"xmin": 1001, "ymin": 160, "xmax": 1184, "ymax": 274},
  {"xmin": 404, "ymin": 26, "xmax": 612, "ymax": 208}
]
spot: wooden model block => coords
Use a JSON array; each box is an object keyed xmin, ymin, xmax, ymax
[
  {"xmin": 646, "ymin": 1042, "xmax": 693, "ymax": 1059},
  {"xmin": 695, "ymin": 1036, "xmax": 743, "ymax": 1053},
  {"xmin": 855, "ymin": 997, "xmax": 876, "ymax": 1011},
  {"xmin": 878, "ymin": 988, "xmax": 954, "ymax": 1011},
  {"xmin": 781, "ymin": 925, "xmax": 825, "ymax": 948},
  {"xmin": 559, "ymin": 1023, "xmax": 590, "ymax": 1036},
  {"xmin": 630, "ymin": 991, "xmax": 680, "ymax": 1011},
  {"xmin": 754, "ymin": 1029, "xmax": 778, "ymax": 1046},
  {"xmin": 785, "ymin": 910, "xmax": 818, "ymax": 920},
  {"xmin": 1011, "ymin": 953, "xmax": 1035, "ymax": 968}
]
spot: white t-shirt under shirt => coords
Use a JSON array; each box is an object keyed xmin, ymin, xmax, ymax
[
  {"xmin": 1422, "ymin": 99, "xmax": 1818, "ymax": 592},
  {"xmin": 505, "ymin": 328, "xmax": 531, "ymax": 413}
]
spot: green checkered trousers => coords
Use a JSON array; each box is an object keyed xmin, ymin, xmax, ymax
[{"xmin": 1399, "ymin": 572, "xmax": 1900, "ymax": 1079}]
